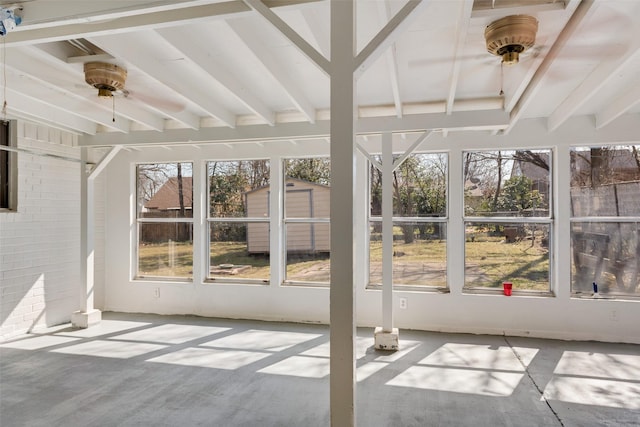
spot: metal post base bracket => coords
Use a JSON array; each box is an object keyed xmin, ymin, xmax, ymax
[
  {"xmin": 374, "ymin": 327, "xmax": 400, "ymax": 351},
  {"xmin": 71, "ymin": 309, "xmax": 102, "ymax": 329}
]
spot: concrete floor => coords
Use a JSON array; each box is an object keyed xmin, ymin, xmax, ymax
[{"xmin": 1, "ymin": 312, "xmax": 639, "ymax": 427}]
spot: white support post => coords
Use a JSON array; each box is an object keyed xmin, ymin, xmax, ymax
[
  {"xmin": 555, "ymin": 146, "xmax": 572, "ymax": 299},
  {"xmin": 270, "ymin": 155, "xmax": 284, "ymax": 286},
  {"xmin": 447, "ymin": 148, "xmax": 464, "ymax": 295},
  {"xmin": 72, "ymin": 147, "xmax": 101, "ymax": 328},
  {"xmin": 192, "ymin": 159, "xmax": 205, "ymax": 285},
  {"xmin": 330, "ymin": 0, "xmax": 356, "ymax": 425},
  {"xmin": 374, "ymin": 132, "xmax": 399, "ymax": 350},
  {"xmin": 72, "ymin": 146, "xmax": 121, "ymax": 328},
  {"xmin": 381, "ymin": 133, "xmax": 394, "ymax": 331}
]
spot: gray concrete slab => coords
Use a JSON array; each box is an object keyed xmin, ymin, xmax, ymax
[{"xmin": 1, "ymin": 312, "xmax": 639, "ymax": 427}]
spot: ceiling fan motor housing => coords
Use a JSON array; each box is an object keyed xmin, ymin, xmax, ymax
[
  {"xmin": 485, "ymin": 15, "xmax": 538, "ymax": 65},
  {"xmin": 84, "ymin": 62, "xmax": 127, "ymax": 97}
]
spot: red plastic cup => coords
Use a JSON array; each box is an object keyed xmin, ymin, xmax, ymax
[{"xmin": 503, "ymin": 282, "xmax": 513, "ymax": 296}]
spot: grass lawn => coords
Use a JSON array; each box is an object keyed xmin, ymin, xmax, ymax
[
  {"xmin": 138, "ymin": 237, "xmax": 550, "ymax": 290},
  {"xmin": 464, "ymin": 237, "xmax": 549, "ymax": 290},
  {"xmin": 138, "ymin": 242, "xmax": 194, "ymax": 278}
]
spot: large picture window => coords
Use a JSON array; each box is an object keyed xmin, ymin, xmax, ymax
[
  {"xmin": 570, "ymin": 146, "xmax": 640, "ymax": 297},
  {"xmin": 283, "ymin": 157, "xmax": 331, "ymax": 285},
  {"xmin": 368, "ymin": 152, "xmax": 448, "ymax": 289},
  {"xmin": 136, "ymin": 162, "xmax": 193, "ymax": 279},
  {"xmin": 463, "ymin": 150, "xmax": 552, "ymax": 292},
  {"xmin": 207, "ymin": 160, "xmax": 270, "ymax": 283}
]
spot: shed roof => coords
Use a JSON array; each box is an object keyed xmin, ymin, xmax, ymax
[{"xmin": 245, "ymin": 177, "xmax": 330, "ymax": 196}]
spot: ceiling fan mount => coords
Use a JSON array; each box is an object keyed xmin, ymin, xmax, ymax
[
  {"xmin": 81, "ymin": 60, "xmax": 185, "ymax": 113},
  {"xmin": 84, "ymin": 61, "xmax": 127, "ymax": 97},
  {"xmin": 485, "ymin": 15, "xmax": 538, "ymax": 66}
]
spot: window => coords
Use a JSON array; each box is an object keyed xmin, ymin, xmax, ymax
[
  {"xmin": 570, "ymin": 146, "xmax": 640, "ymax": 297},
  {"xmin": 463, "ymin": 150, "xmax": 552, "ymax": 292},
  {"xmin": 136, "ymin": 162, "xmax": 193, "ymax": 279},
  {"xmin": 283, "ymin": 157, "xmax": 331, "ymax": 285},
  {"xmin": 0, "ymin": 120, "xmax": 16, "ymax": 210},
  {"xmin": 207, "ymin": 160, "xmax": 270, "ymax": 283},
  {"xmin": 368, "ymin": 152, "xmax": 448, "ymax": 289}
]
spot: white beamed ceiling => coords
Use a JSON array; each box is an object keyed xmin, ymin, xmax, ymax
[{"xmin": 1, "ymin": 0, "xmax": 639, "ymax": 143}]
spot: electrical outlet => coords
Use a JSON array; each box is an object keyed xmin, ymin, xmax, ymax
[
  {"xmin": 399, "ymin": 297, "xmax": 408, "ymax": 309},
  {"xmin": 154, "ymin": 287, "xmax": 160, "ymax": 298},
  {"xmin": 610, "ymin": 309, "xmax": 618, "ymax": 322}
]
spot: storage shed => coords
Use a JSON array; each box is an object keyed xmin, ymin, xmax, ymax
[{"xmin": 246, "ymin": 178, "xmax": 330, "ymax": 254}]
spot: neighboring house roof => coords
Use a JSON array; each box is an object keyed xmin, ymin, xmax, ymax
[
  {"xmin": 145, "ymin": 177, "xmax": 193, "ymax": 210},
  {"xmin": 571, "ymin": 148, "xmax": 640, "ymax": 187},
  {"xmin": 572, "ymin": 148, "xmax": 640, "ymax": 172},
  {"xmin": 513, "ymin": 153, "xmax": 550, "ymax": 183}
]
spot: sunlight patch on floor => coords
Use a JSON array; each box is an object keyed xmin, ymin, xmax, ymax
[
  {"xmin": 544, "ymin": 376, "xmax": 640, "ymax": 409},
  {"xmin": 0, "ymin": 335, "xmax": 80, "ymax": 350},
  {"xmin": 385, "ymin": 342, "xmax": 538, "ymax": 396},
  {"xmin": 419, "ymin": 343, "xmax": 538, "ymax": 370},
  {"xmin": 148, "ymin": 347, "xmax": 271, "ymax": 369},
  {"xmin": 113, "ymin": 324, "xmax": 230, "ymax": 344},
  {"xmin": 51, "ymin": 339, "xmax": 166, "ymax": 358},
  {"xmin": 388, "ymin": 366, "xmax": 524, "ymax": 396},
  {"xmin": 553, "ymin": 351, "xmax": 640, "ymax": 380},
  {"xmin": 544, "ymin": 350, "xmax": 640, "ymax": 409},
  {"xmin": 258, "ymin": 355, "xmax": 330, "ymax": 378},
  {"xmin": 56, "ymin": 320, "xmax": 152, "ymax": 338},
  {"xmin": 201, "ymin": 329, "xmax": 321, "ymax": 352},
  {"xmin": 357, "ymin": 361, "xmax": 389, "ymax": 382}
]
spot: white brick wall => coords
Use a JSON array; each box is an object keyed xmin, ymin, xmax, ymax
[{"xmin": 0, "ymin": 123, "xmax": 81, "ymax": 341}]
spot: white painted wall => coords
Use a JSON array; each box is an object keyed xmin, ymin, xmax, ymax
[
  {"xmin": 100, "ymin": 119, "xmax": 640, "ymax": 344},
  {"xmin": 0, "ymin": 123, "xmax": 81, "ymax": 341},
  {"xmin": 2, "ymin": 118, "xmax": 636, "ymax": 344}
]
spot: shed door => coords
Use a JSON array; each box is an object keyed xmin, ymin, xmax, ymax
[{"xmin": 286, "ymin": 189, "xmax": 314, "ymax": 252}]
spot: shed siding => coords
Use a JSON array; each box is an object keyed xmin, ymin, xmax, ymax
[{"xmin": 246, "ymin": 179, "xmax": 330, "ymax": 253}]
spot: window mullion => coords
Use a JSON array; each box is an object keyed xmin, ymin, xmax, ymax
[{"xmin": 271, "ymin": 155, "xmax": 283, "ymax": 286}]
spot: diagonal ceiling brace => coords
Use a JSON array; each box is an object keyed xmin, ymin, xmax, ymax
[
  {"xmin": 356, "ymin": 143, "xmax": 381, "ymax": 170},
  {"xmin": 392, "ymin": 130, "xmax": 432, "ymax": 172},
  {"xmin": 357, "ymin": 130, "xmax": 433, "ymax": 174},
  {"xmin": 354, "ymin": 0, "xmax": 428, "ymax": 79},
  {"xmin": 596, "ymin": 80, "xmax": 640, "ymax": 129},
  {"xmin": 548, "ymin": 21, "xmax": 640, "ymax": 132},
  {"xmin": 242, "ymin": 0, "xmax": 330, "ymax": 75},
  {"xmin": 446, "ymin": 0, "xmax": 473, "ymax": 115},
  {"xmin": 506, "ymin": 0, "xmax": 596, "ymax": 134},
  {"xmin": 376, "ymin": 0, "xmax": 402, "ymax": 118},
  {"xmin": 89, "ymin": 146, "xmax": 122, "ymax": 181},
  {"xmin": 226, "ymin": 18, "xmax": 316, "ymax": 123}
]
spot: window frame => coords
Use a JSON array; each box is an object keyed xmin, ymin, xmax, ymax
[
  {"xmin": 205, "ymin": 159, "xmax": 271, "ymax": 285},
  {"xmin": 462, "ymin": 148, "xmax": 554, "ymax": 295},
  {"xmin": 282, "ymin": 157, "xmax": 331, "ymax": 287},
  {"xmin": 569, "ymin": 145, "xmax": 640, "ymax": 298},
  {"xmin": 366, "ymin": 151, "xmax": 449, "ymax": 291},
  {"xmin": 134, "ymin": 161, "xmax": 194, "ymax": 282},
  {"xmin": 0, "ymin": 120, "xmax": 17, "ymax": 212}
]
